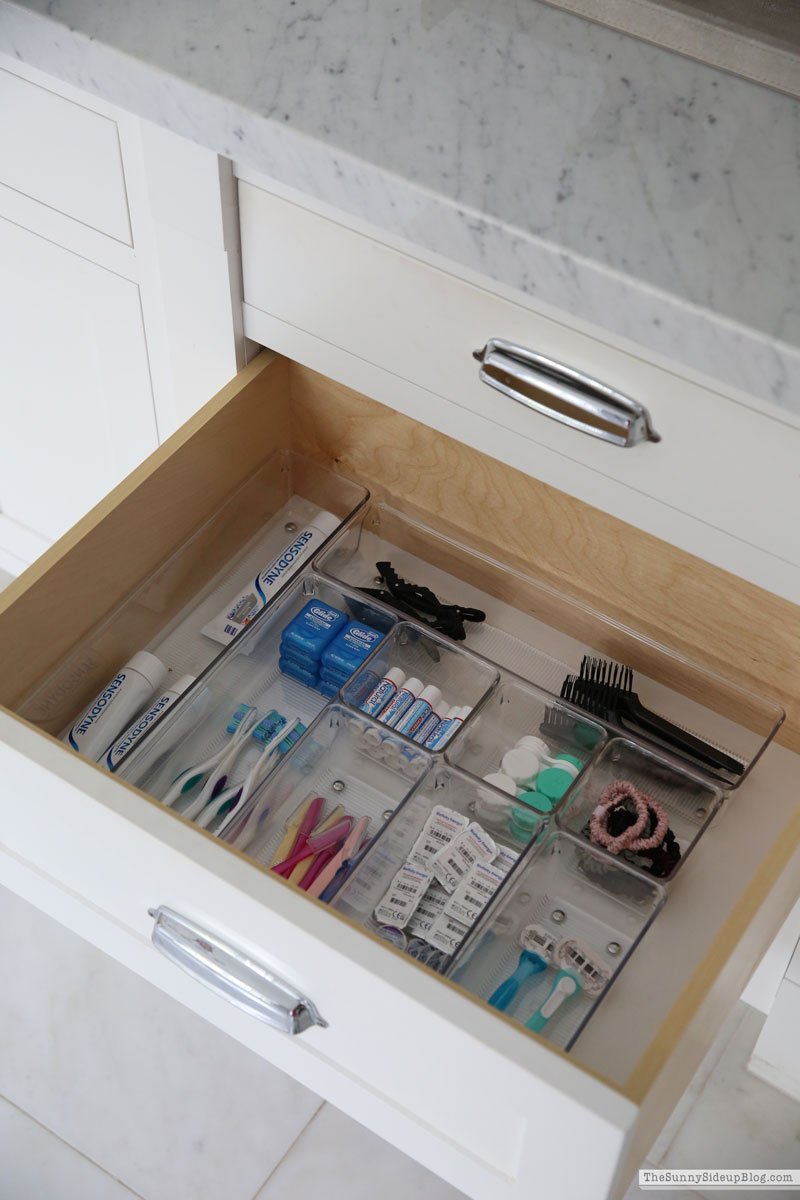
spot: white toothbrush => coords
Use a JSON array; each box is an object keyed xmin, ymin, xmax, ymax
[{"xmin": 160, "ymin": 704, "xmax": 257, "ymax": 812}]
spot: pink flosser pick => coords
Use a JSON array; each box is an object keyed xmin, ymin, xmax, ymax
[
  {"xmin": 305, "ymin": 816, "xmax": 370, "ymax": 899},
  {"xmin": 272, "ymin": 815, "xmax": 353, "ymax": 878}
]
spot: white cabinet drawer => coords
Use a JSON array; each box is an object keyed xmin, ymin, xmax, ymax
[
  {"xmin": 2, "ymin": 353, "xmax": 799, "ymax": 1200},
  {"xmin": 0, "ymin": 66, "xmax": 131, "ymax": 243},
  {"xmin": 239, "ymin": 180, "xmax": 800, "ymax": 603}
]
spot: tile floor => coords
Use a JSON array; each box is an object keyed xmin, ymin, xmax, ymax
[{"xmin": 1, "ymin": 885, "xmax": 798, "ymax": 1200}]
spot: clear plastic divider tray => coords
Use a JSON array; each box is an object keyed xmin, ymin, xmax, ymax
[
  {"xmin": 446, "ymin": 831, "xmax": 666, "ymax": 1051},
  {"xmin": 556, "ymin": 738, "xmax": 723, "ymax": 883},
  {"xmin": 444, "ymin": 674, "xmax": 608, "ymax": 819},
  {"xmin": 219, "ymin": 703, "xmax": 430, "ymax": 874},
  {"xmin": 314, "ymin": 502, "xmax": 784, "ymax": 789},
  {"xmin": 20, "ymin": 449, "xmax": 369, "ymax": 741},
  {"xmin": 330, "ymin": 763, "xmax": 548, "ymax": 973},
  {"xmin": 117, "ymin": 573, "xmax": 400, "ymax": 829}
]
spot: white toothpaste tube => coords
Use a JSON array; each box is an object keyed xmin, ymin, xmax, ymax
[
  {"xmin": 104, "ymin": 674, "xmax": 196, "ymax": 770},
  {"xmin": 201, "ymin": 511, "xmax": 340, "ymax": 646},
  {"xmin": 360, "ymin": 667, "xmax": 406, "ymax": 717},
  {"xmin": 394, "ymin": 685, "xmax": 443, "ymax": 739},
  {"xmin": 412, "ymin": 697, "xmax": 450, "ymax": 745},
  {"xmin": 65, "ymin": 651, "xmax": 167, "ymax": 761},
  {"xmin": 376, "ymin": 677, "xmax": 423, "ymax": 729},
  {"xmin": 424, "ymin": 704, "xmax": 468, "ymax": 749}
]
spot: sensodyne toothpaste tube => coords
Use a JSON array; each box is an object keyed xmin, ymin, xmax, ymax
[
  {"xmin": 104, "ymin": 674, "xmax": 196, "ymax": 770},
  {"xmin": 64, "ymin": 651, "xmax": 167, "ymax": 762},
  {"xmin": 201, "ymin": 511, "xmax": 340, "ymax": 646}
]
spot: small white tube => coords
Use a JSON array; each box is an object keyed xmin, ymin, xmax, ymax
[
  {"xmin": 103, "ymin": 674, "xmax": 196, "ymax": 770},
  {"xmin": 65, "ymin": 652, "xmax": 166, "ymax": 761},
  {"xmin": 201, "ymin": 511, "xmax": 340, "ymax": 646}
]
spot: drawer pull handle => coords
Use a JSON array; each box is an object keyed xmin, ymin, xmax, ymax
[
  {"xmin": 473, "ymin": 338, "xmax": 661, "ymax": 447},
  {"xmin": 149, "ymin": 906, "xmax": 328, "ymax": 1035}
]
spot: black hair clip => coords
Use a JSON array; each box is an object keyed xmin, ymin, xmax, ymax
[{"xmin": 359, "ymin": 562, "xmax": 486, "ymax": 642}]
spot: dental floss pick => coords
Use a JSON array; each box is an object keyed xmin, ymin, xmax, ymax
[
  {"xmin": 104, "ymin": 674, "xmax": 196, "ymax": 770},
  {"xmin": 65, "ymin": 651, "xmax": 167, "ymax": 761},
  {"xmin": 202, "ymin": 512, "xmax": 341, "ymax": 645}
]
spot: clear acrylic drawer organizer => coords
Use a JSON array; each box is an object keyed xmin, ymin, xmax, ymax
[
  {"xmin": 329, "ymin": 762, "xmax": 549, "ymax": 972},
  {"xmin": 446, "ymin": 831, "xmax": 666, "ymax": 1051},
  {"xmin": 315, "ymin": 501, "xmax": 784, "ymax": 790}
]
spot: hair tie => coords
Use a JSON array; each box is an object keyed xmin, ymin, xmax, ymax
[{"xmin": 589, "ymin": 780, "xmax": 669, "ymax": 854}]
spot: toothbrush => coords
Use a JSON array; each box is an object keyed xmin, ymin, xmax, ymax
[
  {"xmin": 272, "ymin": 816, "xmax": 353, "ymax": 878},
  {"xmin": 488, "ymin": 924, "xmax": 557, "ymax": 1012},
  {"xmin": 305, "ymin": 816, "xmax": 369, "ymax": 898},
  {"xmin": 194, "ymin": 713, "xmax": 288, "ymax": 831},
  {"xmin": 288, "ymin": 806, "xmax": 345, "ymax": 886},
  {"xmin": 180, "ymin": 707, "xmax": 262, "ymax": 822},
  {"xmin": 221, "ymin": 720, "xmax": 308, "ymax": 848},
  {"xmin": 160, "ymin": 704, "xmax": 256, "ymax": 809}
]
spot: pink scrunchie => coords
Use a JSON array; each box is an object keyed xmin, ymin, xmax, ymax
[{"xmin": 589, "ymin": 780, "xmax": 669, "ymax": 855}]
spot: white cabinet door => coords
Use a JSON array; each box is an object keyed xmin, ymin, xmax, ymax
[{"xmin": 0, "ymin": 217, "xmax": 159, "ymax": 567}]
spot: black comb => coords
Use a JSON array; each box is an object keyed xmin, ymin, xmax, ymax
[{"xmin": 558, "ymin": 656, "xmax": 744, "ymax": 779}]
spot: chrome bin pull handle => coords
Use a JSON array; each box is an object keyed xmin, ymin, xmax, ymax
[
  {"xmin": 149, "ymin": 906, "xmax": 328, "ymax": 1035},
  {"xmin": 473, "ymin": 338, "xmax": 661, "ymax": 447}
]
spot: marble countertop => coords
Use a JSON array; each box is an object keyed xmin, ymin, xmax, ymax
[{"xmin": 2, "ymin": 0, "xmax": 798, "ymax": 412}]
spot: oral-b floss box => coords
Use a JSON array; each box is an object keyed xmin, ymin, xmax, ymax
[
  {"xmin": 202, "ymin": 512, "xmax": 341, "ymax": 645},
  {"xmin": 278, "ymin": 655, "xmax": 320, "ymax": 687},
  {"xmin": 280, "ymin": 601, "xmax": 348, "ymax": 661},
  {"xmin": 104, "ymin": 673, "xmax": 195, "ymax": 770},
  {"xmin": 321, "ymin": 622, "xmax": 384, "ymax": 676},
  {"xmin": 65, "ymin": 651, "xmax": 167, "ymax": 761}
]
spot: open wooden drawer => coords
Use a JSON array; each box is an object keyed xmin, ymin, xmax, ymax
[{"xmin": 2, "ymin": 351, "xmax": 800, "ymax": 1200}]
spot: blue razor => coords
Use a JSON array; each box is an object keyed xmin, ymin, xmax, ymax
[{"xmin": 489, "ymin": 950, "xmax": 548, "ymax": 1011}]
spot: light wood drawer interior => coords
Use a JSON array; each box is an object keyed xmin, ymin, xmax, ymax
[
  {"xmin": 0, "ymin": 66, "xmax": 131, "ymax": 243},
  {"xmin": 2, "ymin": 351, "xmax": 800, "ymax": 1200}
]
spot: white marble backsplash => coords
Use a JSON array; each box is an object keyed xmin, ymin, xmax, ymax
[{"xmin": 2, "ymin": 0, "xmax": 798, "ymax": 413}]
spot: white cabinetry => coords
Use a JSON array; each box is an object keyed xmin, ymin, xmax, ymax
[
  {"xmin": 0, "ymin": 218, "xmax": 157, "ymax": 557},
  {"xmin": 0, "ymin": 56, "xmax": 245, "ymax": 575}
]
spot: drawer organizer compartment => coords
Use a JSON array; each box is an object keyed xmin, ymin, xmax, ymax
[
  {"xmin": 447, "ymin": 832, "xmax": 666, "ymax": 1050},
  {"xmin": 331, "ymin": 762, "xmax": 548, "ymax": 973},
  {"xmin": 339, "ymin": 620, "xmax": 501, "ymax": 754},
  {"xmin": 114, "ymin": 572, "xmax": 399, "ymax": 830},
  {"xmin": 444, "ymin": 674, "xmax": 607, "ymax": 818},
  {"xmin": 16, "ymin": 447, "xmax": 368, "ymax": 745},
  {"xmin": 219, "ymin": 702, "xmax": 430, "ymax": 872},
  {"xmin": 556, "ymin": 738, "xmax": 723, "ymax": 882},
  {"xmin": 2, "ymin": 353, "xmax": 796, "ymax": 1200},
  {"xmin": 315, "ymin": 502, "xmax": 784, "ymax": 789}
]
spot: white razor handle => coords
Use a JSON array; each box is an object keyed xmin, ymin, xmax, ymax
[{"xmin": 525, "ymin": 970, "xmax": 581, "ymax": 1033}]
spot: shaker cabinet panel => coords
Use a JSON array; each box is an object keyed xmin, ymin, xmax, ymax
[{"xmin": 0, "ymin": 217, "xmax": 159, "ymax": 552}]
